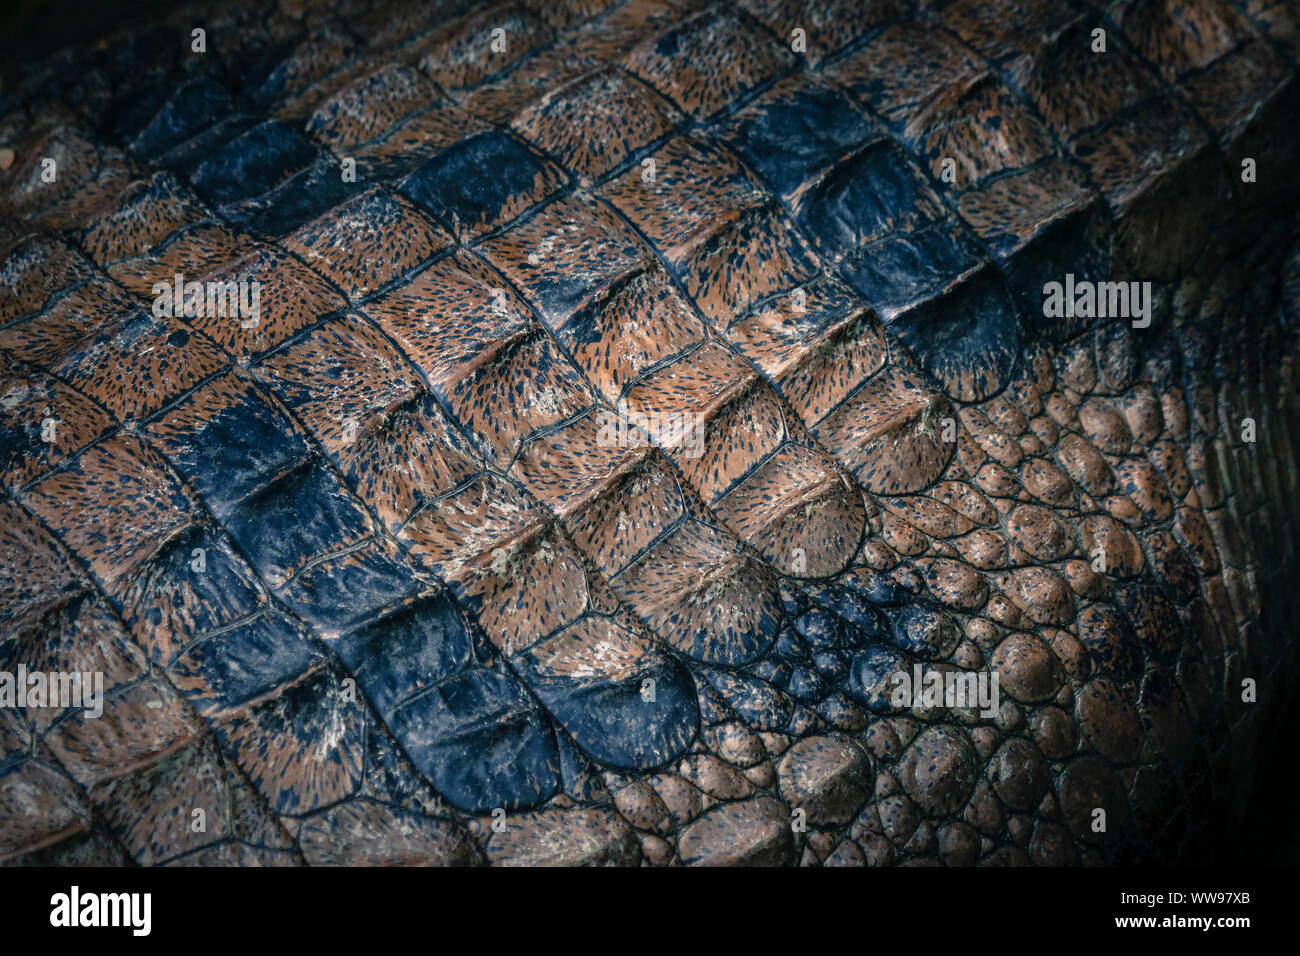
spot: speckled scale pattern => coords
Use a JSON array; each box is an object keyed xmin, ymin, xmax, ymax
[{"xmin": 1, "ymin": 0, "xmax": 1299, "ymax": 867}]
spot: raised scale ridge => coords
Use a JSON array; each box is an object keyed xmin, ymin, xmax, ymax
[{"xmin": 1, "ymin": 0, "xmax": 1298, "ymax": 866}]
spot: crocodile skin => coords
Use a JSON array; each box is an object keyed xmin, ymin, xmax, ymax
[{"xmin": 1, "ymin": 0, "xmax": 1298, "ymax": 866}]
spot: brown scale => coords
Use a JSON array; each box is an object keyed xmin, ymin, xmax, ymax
[
  {"xmin": 510, "ymin": 68, "xmax": 680, "ymax": 181},
  {"xmin": 369, "ymin": 265, "xmax": 594, "ymax": 464},
  {"xmin": 353, "ymin": 0, "xmax": 453, "ymax": 52},
  {"xmin": 509, "ymin": 413, "xmax": 652, "ymax": 518},
  {"xmin": 109, "ymin": 224, "xmax": 252, "ymax": 299},
  {"xmin": 213, "ymin": 662, "xmax": 367, "ymax": 820},
  {"xmin": 831, "ymin": 21, "xmax": 983, "ymax": 126},
  {"xmin": 483, "ymin": 806, "xmax": 638, "ymax": 865},
  {"xmin": 611, "ymin": 510, "xmax": 784, "ymax": 664},
  {"xmin": 259, "ymin": 315, "xmax": 433, "ymax": 461},
  {"xmin": 676, "ymin": 203, "xmax": 823, "ymax": 324},
  {"xmin": 526, "ymin": 0, "xmax": 620, "ymax": 35},
  {"xmin": 198, "ymin": 248, "xmax": 347, "ymax": 357},
  {"xmin": 137, "ymin": 365, "xmax": 478, "ymax": 847},
  {"xmin": 416, "ymin": 3, "xmax": 555, "ymax": 92},
  {"xmin": 44, "ymin": 674, "xmax": 196, "ymax": 781},
  {"xmin": 603, "ymin": 135, "xmax": 758, "ymax": 241},
  {"xmin": 2, "ymin": 0, "xmax": 1299, "ymax": 867},
  {"xmin": 914, "ymin": 556, "xmax": 990, "ymax": 612},
  {"xmin": 1115, "ymin": 0, "xmax": 1255, "ymax": 84},
  {"xmin": 20, "ymin": 436, "xmax": 197, "ymax": 594},
  {"xmin": 906, "ymin": 65, "xmax": 1056, "ymax": 187},
  {"xmin": 0, "ymin": 715, "xmax": 95, "ymax": 859},
  {"xmin": 78, "ymin": 172, "xmax": 211, "ymax": 263},
  {"xmin": 558, "ymin": 457, "xmax": 685, "ymax": 563},
  {"xmin": 300, "ymin": 799, "xmax": 475, "ymax": 866},
  {"xmin": 5, "ymin": 127, "xmax": 135, "ymax": 229},
  {"xmin": 941, "ymin": 0, "xmax": 1078, "ymax": 69},
  {"xmin": 278, "ymin": 56, "xmax": 387, "ymax": 123},
  {"xmin": 619, "ymin": 356, "xmax": 864, "ymax": 574},
  {"xmin": 481, "ymin": 191, "xmax": 646, "ymax": 319},
  {"xmin": 0, "ymin": 371, "xmax": 115, "ymax": 486},
  {"xmin": 391, "ymin": 435, "xmax": 697, "ymax": 697},
  {"xmin": 813, "ymin": 365, "xmax": 957, "ymax": 493},
  {"xmin": 0, "ymin": 235, "xmax": 96, "ymax": 323},
  {"xmin": 353, "ymin": 97, "xmax": 486, "ymax": 168},
  {"xmin": 453, "ymin": 1, "xmax": 651, "ymax": 126},
  {"xmin": 74, "ymin": 173, "xmax": 216, "ymax": 269},
  {"xmin": 58, "ymin": 313, "xmax": 230, "ymax": 422},
  {"xmin": 740, "ymin": 0, "xmax": 906, "ymax": 63},
  {"xmin": 713, "ymin": 441, "xmax": 865, "ymax": 576},
  {"xmin": 550, "ymin": 265, "xmax": 706, "ymax": 402},
  {"xmin": 474, "ymin": 180, "xmax": 866, "ymax": 581},
  {"xmin": 87, "ymin": 734, "xmax": 291, "ymax": 866},
  {"xmin": 266, "ymin": 32, "xmax": 358, "ymax": 103},
  {"xmin": 284, "ymin": 190, "xmax": 452, "ymax": 299},
  {"xmin": 624, "ymin": 8, "xmax": 795, "ymax": 120},
  {"xmin": 726, "ymin": 281, "xmax": 892, "ymax": 423},
  {"xmin": 307, "ymin": 65, "xmax": 444, "ymax": 152},
  {"xmin": 0, "ymin": 499, "xmax": 85, "ymax": 630}
]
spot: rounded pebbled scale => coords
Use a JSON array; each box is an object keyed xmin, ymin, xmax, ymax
[{"xmin": 0, "ymin": 0, "xmax": 1298, "ymax": 867}]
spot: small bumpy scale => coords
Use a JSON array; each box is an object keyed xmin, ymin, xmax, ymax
[{"xmin": 1, "ymin": 0, "xmax": 1298, "ymax": 866}]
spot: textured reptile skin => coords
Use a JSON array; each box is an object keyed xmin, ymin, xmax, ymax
[{"xmin": 1, "ymin": 0, "xmax": 1298, "ymax": 866}]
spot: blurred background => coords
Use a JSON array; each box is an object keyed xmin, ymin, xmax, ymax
[{"xmin": 2, "ymin": 0, "xmax": 181, "ymax": 92}]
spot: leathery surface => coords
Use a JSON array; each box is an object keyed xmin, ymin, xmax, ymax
[{"xmin": 1, "ymin": 0, "xmax": 1299, "ymax": 866}]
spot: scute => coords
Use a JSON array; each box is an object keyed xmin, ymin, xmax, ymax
[{"xmin": 0, "ymin": 0, "xmax": 1296, "ymax": 869}]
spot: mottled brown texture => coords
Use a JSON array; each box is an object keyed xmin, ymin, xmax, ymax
[{"xmin": 1, "ymin": 0, "xmax": 1298, "ymax": 869}]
